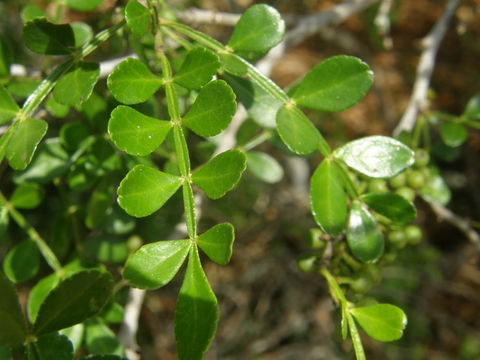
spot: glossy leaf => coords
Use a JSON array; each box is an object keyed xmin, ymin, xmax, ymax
[
  {"xmin": 292, "ymin": 55, "xmax": 373, "ymax": 112},
  {"xmin": 117, "ymin": 165, "xmax": 182, "ymax": 217},
  {"xmin": 350, "ymin": 304, "xmax": 407, "ymax": 342},
  {"xmin": 310, "ymin": 159, "xmax": 347, "ymax": 237},
  {"xmin": 33, "ymin": 270, "xmax": 114, "ymax": 335},
  {"xmin": 192, "ymin": 150, "xmax": 246, "ymax": 199},
  {"xmin": 30, "ymin": 333, "xmax": 74, "ymax": 360},
  {"xmin": 10, "ymin": 183, "xmax": 44, "ymax": 209},
  {"xmin": 6, "ymin": 118, "xmax": 48, "ymax": 170},
  {"xmin": 3, "ymin": 239, "xmax": 40, "ymax": 284},
  {"xmin": 347, "ymin": 201, "xmax": 384, "ymax": 263},
  {"xmin": 85, "ymin": 318, "xmax": 123, "ymax": 356},
  {"xmin": 174, "ymin": 48, "xmax": 220, "ymax": 90},
  {"xmin": 108, "ymin": 105, "xmax": 171, "ymax": 156},
  {"xmin": 276, "ymin": 105, "xmax": 321, "ymax": 154},
  {"xmin": 175, "ymin": 247, "xmax": 218, "ymax": 360},
  {"xmin": 197, "ymin": 223, "xmax": 234, "ymax": 265},
  {"xmin": 23, "ymin": 18, "xmax": 74, "ymax": 55},
  {"xmin": 440, "ymin": 122, "xmax": 467, "ymax": 147},
  {"xmin": 463, "ymin": 94, "xmax": 480, "ymax": 120},
  {"xmin": 0, "ymin": 85, "xmax": 20, "ymax": 124},
  {"xmin": 85, "ymin": 235, "xmax": 128, "ymax": 264},
  {"xmin": 0, "ymin": 272, "xmax": 27, "ymax": 346},
  {"xmin": 246, "ymin": 151, "xmax": 283, "ymax": 183},
  {"xmin": 361, "ymin": 192, "xmax": 416, "ymax": 224},
  {"xmin": 183, "ymin": 80, "xmax": 236, "ymax": 137},
  {"xmin": 335, "ymin": 136, "xmax": 415, "ymax": 178},
  {"xmin": 66, "ymin": 0, "xmax": 104, "ymax": 11},
  {"xmin": 419, "ymin": 167, "xmax": 451, "ymax": 205},
  {"xmin": 226, "ymin": 74, "xmax": 280, "ymax": 128},
  {"xmin": 53, "ymin": 62, "xmax": 99, "ymax": 106},
  {"xmin": 124, "ymin": 239, "xmax": 191, "ymax": 289},
  {"xmin": 107, "ymin": 58, "xmax": 162, "ymax": 105},
  {"xmin": 125, "ymin": 0, "xmax": 151, "ymax": 36},
  {"xmin": 227, "ymin": 4, "xmax": 285, "ymax": 52}
]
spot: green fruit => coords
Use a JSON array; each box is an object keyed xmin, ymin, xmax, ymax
[
  {"xmin": 306, "ymin": 228, "xmax": 327, "ymax": 250},
  {"xmin": 407, "ymin": 170, "xmax": 426, "ymax": 189},
  {"xmin": 405, "ymin": 225, "xmax": 422, "ymax": 244},
  {"xmin": 368, "ymin": 179, "xmax": 388, "ymax": 193},
  {"xmin": 389, "ymin": 172, "xmax": 407, "ymax": 189},
  {"xmin": 350, "ymin": 277, "xmax": 372, "ymax": 293},
  {"xmin": 297, "ymin": 254, "xmax": 317, "ymax": 272},
  {"xmin": 395, "ymin": 186, "xmax": 415, "ymax": 202},
  {"xmin": 414, "ymin": 149, "xmax": 430, "ymax": 168},
  {"xmin": 388, "ymin": 230, "xmax": 407, "ymax": 248}
]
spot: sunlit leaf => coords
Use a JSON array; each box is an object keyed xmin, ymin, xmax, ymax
[
  {"xmin": 197, "ymin": 223, "xmax": 234, "ymax": 265},
  {"xmin": 53, "ymin": 62, "xmax": 100, "ymax": 106},
  {"xmin": 0, "ymin": 85, "xmax": 19, "ymax": 124},
  {"xmin": 23, "ymin": 18, "xmax": 74, "ymax": 55},
  {"xmin": 125, "ymin": 0, "xmax": 151, "ymax": 36},
  {"xmin": 174, "ymin": 48, "xmax": 220, "ymax": 90}
]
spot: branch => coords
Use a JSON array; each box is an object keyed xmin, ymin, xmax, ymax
[
  {"xmin": 118, "ymin": 288, "xmax": 146, "ymax": 360},
  {"xmin": 177, "ymin": 8, "xmax": 240, "ymax": 26},
  {"xmin": 394, "ymin": 0, "xmax": 459, "ymax": 135},
  {"xmin": 374, "ymin": 0, "xmax": 394, "ymax": 49}
]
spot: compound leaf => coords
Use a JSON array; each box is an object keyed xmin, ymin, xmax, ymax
[
  {"xmin": 227, "ymin": 4, "xmax": 285, "ymax": 52},
  {"xmin": 192, "ymin": 150, "xmax": 246, "ymax": 199},
  {"xmin": 197, "ymin": 223, "xmax": 234, "ymax": 265},
  {"xmin": 53, "ymin": 62, "xmax": 100, "ymax": 106},
  {"xmin": 117, "ymin": 165, "xmax": 182, "ymax": 217},
  {"xmin": 175, "ymin": 246, "xmax": 218, "ymax": 360},
  {"xmin": 108, "ymin": 105, "xmax": 171, "ymax": 156},
  {"xmin": 292, "ymin": 55, "xmax": 373, "ymax": 112},
  {"xmin": 347, "ymin": 201, "xmax": 384, "ymax": 263},
  {"xmin": 246, "ymin": 151, "xmax": 283, "ymax": 183},
  {"xmin": 0, "ymin": 272, "xmax": 27, "ymax": 346},
  {"xmin": 23, "ymin": 18, "xmax": 74, "ymax": 55},
  {"xmin": 0, "ymin": 85, "xmax": 20, "ymax": 125},
  {"xmin": 174, "ymin": 48, "xmax": 220, "ymax": 90},
  {"xmin": 123, "ymin": 239, "xmax": 191, "ymax": 289},
  {"xmin": 361, "ymin": 192, "xmax": 416, "ymax": 224},
  {"xmin": 335, "ymin": 136, "xmax": 415, "ymax": 178},
  {"xmin": 125, "ymin": 0, "xmax": 151, "ymax": 36},
  {"xmin": 183, "ymin": 80, "xmax": 236, "ymax": 137},
  {"xmin": 107, "ymin": 58, "xmax": 162, "ymax": 105},
  {"xmin": 350, "ymin": 304, "xmax": 407, "ymax": 342}
]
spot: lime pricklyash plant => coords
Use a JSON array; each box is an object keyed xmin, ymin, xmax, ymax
[{"xmin": 0, "ymin": 1, "xmax": 422, "ymax": 359}]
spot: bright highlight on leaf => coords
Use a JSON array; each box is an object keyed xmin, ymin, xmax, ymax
[
  {"xmin": 227, "ymin": 4, "xmax": 285, "ymax": 52},
  {"xmin": 117, "ymin": 165, "xmax": 182, "ymax": 217},
  {"xmin": 310, "ymin": 159, "xmax": 347, "ymax": 237},
  {"xmin": 174, "ymin": 47, "xmax": 220, "ymax": 90},
  {"xmin": 124, "ymin": 239, "xmax": 191, "ymax": 289},
  {"xmin": 53, "ymin": 61, "xmax": 100, "ymax": 106},
  {"xmin": 347, "ymin": 201, "xmax": 384, "ymax": 263},
  {"xmin": 350, "ymin": 304, "xmax": 407, "ymax": 342},
  {"xmin": 0, "ymin": 272, "xmax": 27, "ymax": 346},
  {"xmin": 175, "ymin": 246, "xmax": 218, "ymax": 360},
  {"xmin": 107, "ymin": 58, "xmax": 163, "ymax": 105},
  {"xmin": 361, "ymin": 192, "xmax": 416, "ymax": 224},
  {"xmin": 292, "ymin": 55, "xmax": 373, "ymax": 112},
  {"xmin": 197, "ymin": 223, "xmax": 235, "ymax": 265},
  {"xmin": 23, "ymin": 18, "xmax": 75, "ymax": 55},
  {"xmin": 108, "ymin": 105, "xmax": 172, "ymax": 156},
  {"xmin": 335, "ymin": 136, "xmax": 415, "ymax": 178},
  {"xmin": 125, "ymin": 0, "xmax": 151, "ymax": 36},
  {"xmin": 183, "ymin": 80, "xmax": 236, "ymax": 137},
  {"xmin": 192, "ymin": 150, "xmax": 246, "ymax": 199},
  {"xmin": 0, "ymin": 85, "xmax": 20, "ymax": 125}
]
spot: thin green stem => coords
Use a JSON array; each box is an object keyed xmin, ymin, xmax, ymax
[
  {"xmin": 320, "ymin": 267, "xmax": 347, "ymax": 306},
  {"xmin": 242, "ymin": 130, "xmax": 272, "ymax": 151},
  {"xmin": 347, "ymin": 312, "xmax": 366, "ymax": 360}
]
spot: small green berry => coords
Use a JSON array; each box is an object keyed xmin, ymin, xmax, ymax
[
  {"xmin": 407, "ymin": 170, "xmax": 426, "ymax": 189},
  {"xmin": 388, "ymin": 230, "xmax": 407, "ymax": 248},
  {"xmin": 414, "ymin": 149, "xmax": 430, "ymax": 168},
  {"xmin": 306, "ymin": 228, "xmax": 327, "ymax": 250},
  {"xmin": 389, "ymin": 172, "xmax": 407, "ymax": 189},
  {"xmin": 395, "ymin": 186, "xmax": 416, "ymax": 202},
  {"xmin": 297, "ymin": 255, "xmax": 317, "ymax": 272},
  {"xmin": 405, "ymin": 225, "xmax": 422, "ymax": 244},
  {"xmin": 368, "ymin": 179, "xmax": 388, "ymax": 193}
]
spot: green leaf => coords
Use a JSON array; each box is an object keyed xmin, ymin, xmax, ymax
[
  {"xmin": 0, "ymin": 272, "xmax": 27, "ymax": 346},
  {"xmin": 350, "ymin": 304, "xmax": 407, "ymax": 342},
  {"xmin": 85, "ymin": 318, "xmax": 123, "ymax": 356},
  {"xmin": 192, "ymin": 150, "xmax": 246, "ymax": 199},
  {"xmin": 46, "ymin": 97, "xmax": 70, "ymax": 118},
  {"xmin": 28, "ymin": 274, "xmax": 60, "ymax": 323},
  {"xmin": 175, "ymin": 246, "xmax": 218, "ymax": 360},
  {"xmin": 419, "ymin": 166, "xmax": 451, "ymax": 205},
  {"xmin": 60, "ymin": 324, "xmax": 84, "ymax": 353},
  {"xmin": 30, "ymin": 333, "xmax": 74, "ymax": 360},
  {"xmin": 79, "ymin": 356, "xmax": 126, "ymax": 360},
  {"xmin": 107, "ymin": 58, "xmax": 162, "ymax": 105},
  {"xmin": 227, "ymin": 4, "xmax": 285, "ymax": 52},
  {"xmin": 123, "ymin": 239, "xmax": 191, "ymax": 289},
  {"xmin": 71, "ymin": 22, "xmax": 93, "ymax": 47},
  {"xmin": 108, "ymin": 105, "xmax": 172, "ymax": 156},
  {"xmin": 183, "ymin": 80, "xmax": 236, "ymax": 137},
  {"xmin": 10, "ymin": 183, "xmax": 44, "ymax": 209},
  {"xmin": 3, "ymin": 239, "xmax": 40, "ymax": 284},
  {"xmin": 33, "ymin": 270, "xmax": 114, "ymax": 335},
  {"xmin": 6, "ymin": 118, "xmax": 48, "ymax": 170},
  {"xmin": 117, "ymin": 165, "xmax": 182, "ymax": 217},
  {"xmin": 53, "ymin": 62, "xmax": 100, "ymax": 106},
  {"xmin": 463, "ymin": 93, "xmax": 480, "ymax": 120},
  {"xmin": 66, "ymin": 0, "xmax": 104, "ymax": 11},
  {"xmin": 0, "ymin": 85, "xmax": 20, "ymax": 124},
  {"xmin": 440, "ymin": 122, "xmax": 467, "ymax": 147},
  {"xmin": 174, "ymin": 48, "xmax": 220, "ymax": 90},
  {"xmin": 361, "ymin": 192, "xmax": 416, "ymax": 224},
  {"xmin": 125, "ymin": 0, "xmax": 151, "ymax": 36},
  {"xmin": 347, "ymin": 201, "xmax": 384, "ymax": 263},
  {"xmin": 85, "ymin": 235, "xmax": 128, "ymax": 264},
  {"xmin": 23, "ymin": 18, "xmax": 74, "ymax": 55},
  {"xmin": 0, "ymin": 36, "xmax": 13, "ymax": 76},
  {"xmin": 335, "ymin": 136, "xmax": 415, "ymax": 178},
  {"xmin": 0, "ymin": 199, "xmax": 8, "ymax": 237},
  {"xmin": 197, "ymin": 223, "xmax": 234, "ymax": 265},
  {"xmin": 276, "ymin": 105, "xmax": 321, "ymax": 154},
  {"xmin": 292, "ymin": 55, "xmax": 374, "ymax": 112},
  {"xmin": 246, "ymin": 151, "xmax": 283, "ymax": 183},
  {"xmin": 219, "ymin": 52, "xmax": 248, "ymax": 76},
  {"xmin": 60, "ymin": 122, "xmax": 90, "ymax": 151},
  {"xmin": 310, "ymin": 159, "xmax": 347, "ymax": 237},
  {"xmin": 225, "ymin": 74, "xmax": 281, "ymax": 128},
  {"xmin": 21, "ymin": 5, "xmax": 46, "ymax": 23}
]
